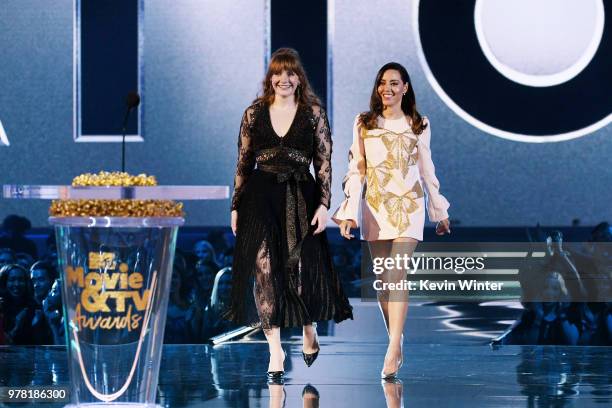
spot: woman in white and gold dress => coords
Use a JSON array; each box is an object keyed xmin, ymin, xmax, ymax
[{"xmin": 332, "ymin": 62, "xmax": 451, "ymax": 379}]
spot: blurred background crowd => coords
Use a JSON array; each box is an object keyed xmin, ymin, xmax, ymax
[{"xmin": 0, "ymin": 213, "xmax": 609, "ymax": 346}]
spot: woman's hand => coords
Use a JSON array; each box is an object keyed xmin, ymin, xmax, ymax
[
  {"xmin": 14, "ymin": 308, "xmax": 28, "ymax": 329},
  {"xmin": 32, "ymin": 310, "xmax": 43, "ymax": 326},
  {"xmin": 311, "ymin": 205, "xmax": 328, "ymax": 235},
  {"xmin": 339, "ymin": 220, "xmax": 356, "ymax": 240},
  {"xmin": 231, "ymin": 210, "xmax": 238, "ymax": 236},
  {"xmin": 435, "ymin": 218, "xmax": 451, "ymax": 235}
]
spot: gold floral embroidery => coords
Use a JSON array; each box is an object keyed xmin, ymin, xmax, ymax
[
  {"xmin": 381, "ymin": 132, "xmax": 418, "ymax": 178},
  {"xmin": 382, "ymin": 181, "xmax": 424, "ymax": 234},
  {"xmin": 362, "ymin": 129, "xmax": 418, "ymax": 175},
  {"xmin": 365, "ymin": 158, "xmax": 393, "ymax": 211},
  {"xmin": 361, "ymin": 128, "xmax": 421, "ymax": 224}
]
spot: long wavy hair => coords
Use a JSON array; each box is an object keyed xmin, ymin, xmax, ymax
[
  {"xmin": 359, "ymin": 62, "xmax": 427, "ymax": 134},
  {"xmin": 253, "ymin": 48, "xmax": 321, "ymax": 108},
  {"xmin": 0, "ymin": 263, "xmax": 33, "ymax": 303}
]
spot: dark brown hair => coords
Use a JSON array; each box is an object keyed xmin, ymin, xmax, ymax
[
  {"xmin": 359, "ymin": 62, "xmax": 427, "ymax": 134},
  {"xmin": 0, "ymin": 263, "xmax": 33, "ymax": 301},
  {"xmin": 253, "ymin": 48, "xmax": 321, "ymax": 108}
]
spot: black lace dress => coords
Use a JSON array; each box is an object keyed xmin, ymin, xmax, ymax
[{"xmin": 226, "ymin": 102, "xmax": 353, "ymax": 329}]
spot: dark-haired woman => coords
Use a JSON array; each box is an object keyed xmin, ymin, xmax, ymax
[
  {"xmin": 0, "ymin": 264, "xmax": 37, "ymax": 345},
  {"xmin": 227, "ymin": 48, "xmax": 353, "ymax": 381},
  {"xmin": 333, "ymin": 62, "xmax": 451, "ymax": 379}
]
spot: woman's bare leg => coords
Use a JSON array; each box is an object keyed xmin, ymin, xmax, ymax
[
  {"xmin": 263, "ymin": 327, "xmax": 285, "ymax": 371},
  {"xmin": 382, "ymin": 380, "xmax": 403, "ymax": 408},
  {"xmin": 368, "ymin": 240, "xmax": 394, "ymax": 334},
  {"xmin": 268, "ymin": 383, "xmax": 285, "ymax": 408},
  {"xmin": 383, "ymin": 237, "xmax": 417, "ymax": 376}
]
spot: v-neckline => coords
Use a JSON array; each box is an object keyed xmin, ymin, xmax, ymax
[{"xmin": 268, "ymin": 103, "xmax": 299, "ymax": 139}]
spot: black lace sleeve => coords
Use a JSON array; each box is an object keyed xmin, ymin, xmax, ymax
[
  {"xmin": 312, "ymin": 106, "xmax": 332, "ymax": 209},
  {"xmin": 231, "ymin": 106, "xmax": 256, "ymax": 211}
]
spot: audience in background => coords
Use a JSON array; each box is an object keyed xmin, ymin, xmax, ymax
[
  {"xmin": 193, "ymin": 240, "xmax": 219, "ymax": 305},
  {"xmin": 0, "ymin": 264, "xmax": 37, "ymax": 345},
  {"xmin": 201, "ymin": 267, "xmax": 236, "ymax": 340},
  {"xmin": 0, "ymin": 248, "xmax": 16, "ymax": 267},
  {"xmin": 28, "ymin": 262, "xmax": 56, "ymax": 345},
  {"xmin": 194, "ymin": 259, "xmax": 216, "ymax": 308},
  {"xmin": 0, "ymin": 212, "xmax": 608, "ymax": 346},
  {"xmin": 42, "ymin": 280, "xmax": 64, "ymax": 345},
  {"xmin": 16, "ymin": 253, "xmax": 35, "ymax": 269},
  {"xmin": 496, "ymin": 226, "xmax": 612, "ymax": 346},
  {"xmin": 164, "ymin": 254, "xmax": 202, "ymax": 344},
  {"xmin": 0, "ymin": 215, "xmax": 38, "ymax": 259}
]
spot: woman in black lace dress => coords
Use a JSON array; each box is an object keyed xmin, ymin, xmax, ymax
[{"xmin": 227, "ymin": 48, "xmax": 353, "ymax": 380}]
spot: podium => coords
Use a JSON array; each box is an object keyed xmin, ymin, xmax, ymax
[{"xmin": 3, "ymin": 184, "xmax": 228, "ymax": 407}]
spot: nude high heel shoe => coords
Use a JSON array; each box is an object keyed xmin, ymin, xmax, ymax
[{"xmin": 381, "ymin": 334, "xmax": 403, "ymax": 379}]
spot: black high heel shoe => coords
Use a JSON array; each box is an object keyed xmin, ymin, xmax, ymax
[
  {"xmin": 267, "ymin": 370, "xmax": 285, "ymax": 384},
  {"xmin": 302, "ymin": 347, "xmax": 319, "ymax": 367},
  {"xmin": 302, "ymin": 324, "xmax": 320, "ymax": 367},
  {"xmin": 267, "ymin": 349, "xmax": 286, "ymax": 383}
]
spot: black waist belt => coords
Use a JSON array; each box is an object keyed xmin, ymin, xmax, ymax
[{"xmin": 258, "ymin": 164, "xmax": 310, "ymax": 272}]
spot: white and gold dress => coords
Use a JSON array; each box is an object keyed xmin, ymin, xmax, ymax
[{"xmin": 332, "ymin": 115, "xmax": 449, "ymax": 241}]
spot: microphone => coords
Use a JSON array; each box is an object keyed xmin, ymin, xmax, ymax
[{"xmin": 121, "ymin": 92, "xmax": 141, "ymax": 173}]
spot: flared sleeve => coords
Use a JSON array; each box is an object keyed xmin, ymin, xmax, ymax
[
  {"xmin": 332, "ymin": 115, "xmax": 366, "ymax": 227},
  {"xmin": 312, "ymin": 106, "xmax": 333, "ymax": 209},
  {"xmin": 417, "ymin": 118, "xmax": 450, "ymax": 222},
  {"xmin": 231, "ymin": 106, "xmax": 256, "ymax": 211}
]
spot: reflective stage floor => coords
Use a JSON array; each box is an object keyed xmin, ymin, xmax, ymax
[{"xmin": 1, "ymin": 301, "xmax": 610, "ymax": 407}]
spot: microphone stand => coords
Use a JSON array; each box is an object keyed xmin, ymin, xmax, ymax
[{"xmin": 121, "ymin": 107, "xmax": 132, "ymax": 174}]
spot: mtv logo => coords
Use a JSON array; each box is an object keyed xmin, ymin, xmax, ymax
[{"xmin": 89, "ymin": 252, "xmax": 117, "ymax": 270}]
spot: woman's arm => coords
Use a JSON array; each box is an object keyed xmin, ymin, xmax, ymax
[
  {"xmin": 332, "ymin": 115, "xmax": 366, "ymax": 228},
  {"xmin": 417, "ymin": 118, "xmax": 450, "ymax": 223},
  {"xmin": 312, "ymin": 106, "xmax": 333, "ymax": 209},
  {"xmin": 230, "ymin": 107, "xmax": 256, "ymax": 212}
]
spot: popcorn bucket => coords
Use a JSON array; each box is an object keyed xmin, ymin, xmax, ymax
[
  {"xmin": 3, "ymin": 182, "xmax": 229, "ymax": 408},
  {"xmin": 50, "ymin": 216, "xmax": 182, "ymax": 407}
]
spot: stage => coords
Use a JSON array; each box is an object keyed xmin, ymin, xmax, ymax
[{"xmin": 1, "ymin": 301, "xmax": 610, "ymax": 407}]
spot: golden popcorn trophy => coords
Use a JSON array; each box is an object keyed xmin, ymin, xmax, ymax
[{"xmin": 4, "ymin": 173, "xmax": 228, "ymax": 407}]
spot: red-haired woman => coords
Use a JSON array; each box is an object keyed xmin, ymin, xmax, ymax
[
  {"xmin": 227, "ymin": 48, "xmax": 353, "ymax": 382},
  {"xmin": 333, "ymin": 62, "xmax": 451, "ymax": 379}
]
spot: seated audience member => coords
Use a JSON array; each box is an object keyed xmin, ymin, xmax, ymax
[
  {"xmin": 30, "ymin": 261, "xmax": 57, "ymax": 304},
  {"xmin": 590, "ymin": 222, "xmax": 612, "ymax": 243},
  {"xmin": 0, "ymin": 264, "xmax": 38, "ymax": 345},
  {"xmin": 537, "ymin": 271, "xmax": 580, "ymax": 345},
  {"xmin": 218, "ymin": 248, "xmax": 234, "ymax": 269},
  {"xmin": 0, "ymin": 215, "xmax": 38, "ymax": 259},
  {"xmin": 28, "ymin": 261, "xmax": 58, "ymax": 344},
  {"xmin": 497, "ymin": 270, "xmax": 576, "ymax": 345},
  {"xmin": 195, "ymin": 259, "xmax": 217, "ymax": 308},
  {"xmin": 16, "ymin": 253, "xmax": 34, "ymax": 270},
  {"xmin": 42, "ymin": 280, "xmax": 65, "ymax": 345},
  {"xmin": 201, "ymin": 267, "xmax": 236, "ymax": 340},
  {"xmin": 164, "ymin": 256, "xmax": 202, "ymax": 344},
  {"xmin": 543, "ymin": 231, "xmax": 587, "ymax": 299},
  {"xmin": 0, "ymin": 248, "xmax": 16, "ymax": 267},
  {"xmin": 194, "ymin": 240, "xmax": 218, "ymax": 266}
]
